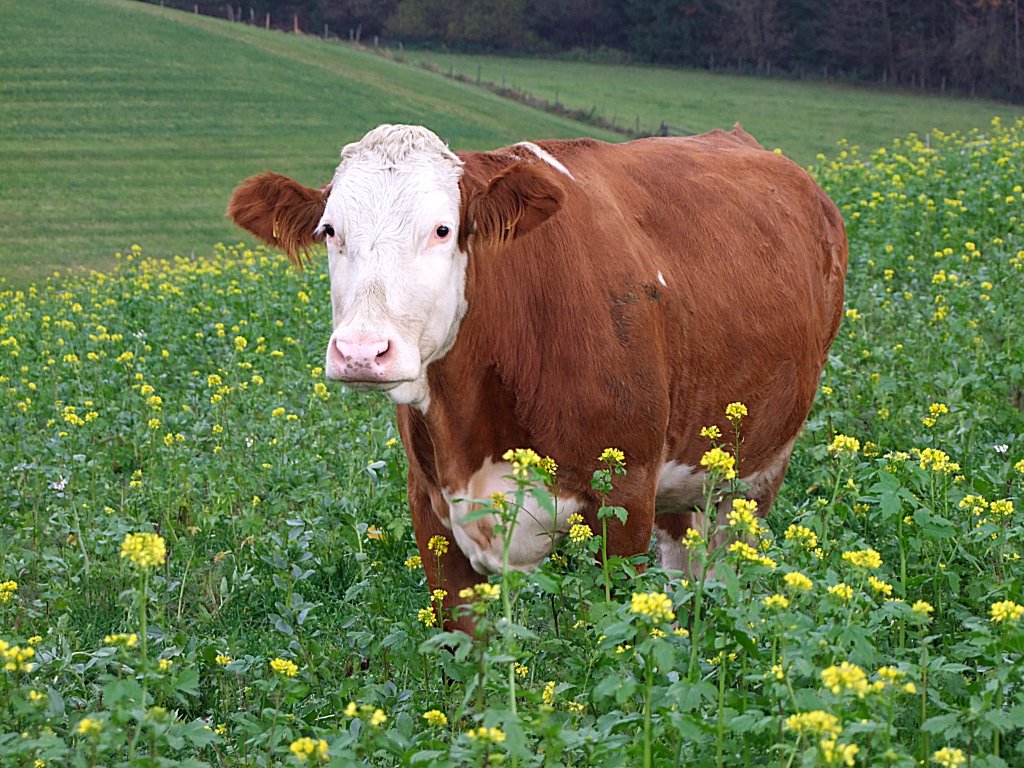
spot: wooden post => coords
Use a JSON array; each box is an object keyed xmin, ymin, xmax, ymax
[
  {"xmin": 292, "ymin": 13, "xmax": 299, "ymax": 33},
  {"xmin": 265, "ymin": 12, "xmax": 270, "ymax": 29}
]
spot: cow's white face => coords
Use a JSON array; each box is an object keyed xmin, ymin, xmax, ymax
[{"xmin": 317, "ymin": 125, "xmax": 467, "ymax": 410}]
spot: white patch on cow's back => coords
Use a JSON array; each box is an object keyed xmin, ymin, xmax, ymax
[
  {"xmin": 657, "ymin": 271, "xmax": 667, "ymax": 287},
  {"xmin": 515, "ymin": 141, "xmax": 575, "ymax": 179},
  {"xmin": 444, "ymin": 457, "xmax": 581, "ymax": 574}
]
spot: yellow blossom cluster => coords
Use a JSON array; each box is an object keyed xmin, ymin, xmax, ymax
[
  {"xmin": 784, "ymin": 710, "xmax": 841, "ymax": 736},
  {"xmin": 427, "ymin": 535, "xmax": 449, "ymax": 557},
  {"xmin": 466, "ymin": 726, "xmax": 506, "ymax": 744},
  {"xmin": 343, "ymin": 702, "xmax": 387, "ymax": 727},
  {"xmin": 1, "ymin": 640, "xmax": 36, "ymax": 673},
  {"xmin": 289, "ymin": 737, "xmax": 329, "ymax": 762},
  {"xmin": 422, "ymin": 709, "xmax": 448, "ymax": 727},
  {"xmin": 502, "ymin": 447, "xmax": 544, "ymax": 477},
  {"xmin": 270, "ymin": 657, "xmax": 299, "ymax": 677},
  {"xmin": 820, "ymin": 661, "xmax": 870, "ymax": 697},
  {"xmin": 700, "ymin": 447, "xmax": 736, "ymax": 479},
  {"xmin": 724, "ymin": 402, "xmax": 747, "ymax": 422},
  {"xmin": 827, "ymin": 434, "xmax": 860, "ymax": 456},
  {"xmin": 783, "ymin": 571, "xmax": 813, "ymax": 592},
  {"xmin": 727, "ymin": 498, "xmax": 763, "ymax": 536},
  {"xmin": 0, "ymin": 580, "xmax": 17, "ymax": 603},
  {"xmin": 841, "ymin": 548, "xmax": 882, "ymax": 569},
  {"xmin": 990, "ymin": 600, "xmax": 1024, "ymax": 624},
  {"xmin": 916, "ymin": 447, "xmax": 960, "ymax": 474},
  {"xmin": 629, "ymin": 591, "xmax": 675, "ymax": 622},
  {"xmin": 784, "ymin": 524, "xmax": 818, "ymax": 550},
  {"xmin": 728, "ymin": 541, "xmax": 776, "ymax": 569},
  {"xmin": 120, "ymin": 532, "xmax": 166, "ymax": 570}
]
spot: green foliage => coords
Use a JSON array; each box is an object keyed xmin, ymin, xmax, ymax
[{"xmin": 1, "ymin": 117, "xmax": 1024, "ymax": 767}]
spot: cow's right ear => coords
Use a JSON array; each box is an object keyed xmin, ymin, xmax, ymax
[{"xmin": 227, "ymin": 172, "xmax": 332, "ymax": 267}]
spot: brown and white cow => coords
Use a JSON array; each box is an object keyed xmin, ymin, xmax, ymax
[{"xmin": 228, "ymin": 124, "xmax": 848, "ymax": 631}]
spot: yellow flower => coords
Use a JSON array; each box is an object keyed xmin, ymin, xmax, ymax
[
  {"xmin": 120, "ymin": 532, "xmax": 166, "ymax": 570},
  {"xmin": 417, "ymin": 608, "xmax": 437, "ymax": 627},
  {"xmin": 990, "ymin": 600, "xmax": 1024, "ymax": 624},
  {"xmin": 598, "ymin": 447, "xmax": 626, "ymax": 466},
  {"xmin": 343, "ymin": 702, "xmax": 358, "ymax": 717},
  {"xmin": 828, "ymin": 583, "xmax": 854, "ymax": 602},
  {"xmin": 699, "ymin": 425, "xmax": 722, "ymax": 440},
  {"xmin": 868, "ymin": 576, "xmax": 893, "ymax": 596},
  {"xmin": 725, "ymin": 402, "xmax": 747, "ymax": 422},
  {"xmin": 841, "ymin": 548, "xmax": 882, "ymax": 569},
  {"xmin": 427, "ymin": 535, "xmax": 449, "ymax": 557},
  {"xmin": 404, "ymin": 555, "xmax": 422, "ymax": 569},
  {"xmin": 369, "ymin": 709, "xmax": 387, "ymax": 727},
  {"xmin": 783, "ymin": 571, "xmax": 813, "ymax": 592},
  {"xmin": 820, "ymin": 661, "xmax": 869, "ymax": 697},
  {"xmin": 215, "ymin": 654, "xmax": 232, "ymax": 666},
  {"xmin": 158, "ymin": 659, "xmax": 172, "ymax": 671},
  {"xmin": 431, "ymin": 589, "xmax": 447, "ymax": 603},
  {"xmin": 459, "ymin": 583, "xmax": 501, "ymax": 603},
  {"xmin": 289, "ymin": 737, "xmax": 329, "ymax": 761},
  {"xmin": 728, "ymin": 541, "xmax": 777, "ymax": 569},
  {"xmin": 700, "ymin": 447, "xmax": 736, "ymax": 479},
  {"xmin": 762, "ymin": 593, "xmax": 790, "ymax": 610},
  {"xmin": 103, "ymin": 632, "xmax": 140, "ymax": 647},
  {"xmin": 932, "ymin": 747, "xmax": 966, "ymax": 767},
  {"xmin": 76, "ymin": 717, "xmax": 103, "ymax": 736},
  {"xmin": 784, "ymin": 710, "xmax": 841, "ymax": 737},
  {"xmin": 466, "ymin": 726, "xmax": 506, "ymax": 744},
  {"xmin": 270, "ymin": 657, "xmax": 298, "ymax": 677},
  {"xmin": 681, "ymin": 529, "xmax": 703, "ymax": 548},
  {"xmin": 0, "ymin": 580, "xmax": 18, "ymax": 603},
  {"xmin": 917, "ymin": 448, "xmax": 959, "ymax": 474},
  {"xmin": 820, "ymin": 739, "xmax": 859, "ymax": 766},
  {"xmin": 828, "ymin": 434, "xmax": 860, "ymax": 455},
  {"xmin": 502, "ymin": 447, "xmax": 544, "ymax": 476},
  {"xmin": 569, "ymin": 523, "xmax": 593, "ymax": 543},
  {"xmin": 727, "ymin": 498, "xmax": 762, "ymax": 535},
  {"xmin": 542, "ymin": 680, "xmax": 556, "ymax": 706},
  {"xmin": 422, "ymin": 709, "xmax": 448, "ymax": 727},
  {"xmin": 784, "ymin": 524, "xmax": 818, "ymax": 550},
  {"xmin": 911, "ymin": 600, "xmax": 935, "ymax": 620},
  {"xmin": 630, "ymin": 591, "xmax": 676, "ymax": 622}
]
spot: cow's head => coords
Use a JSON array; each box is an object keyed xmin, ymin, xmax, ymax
[{"xmin": 228, "ymin": 124, "xmax": 564, "ymax": 409}]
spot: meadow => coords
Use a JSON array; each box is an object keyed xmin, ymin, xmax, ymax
[
  {"xmin": 2, "ymin": 93, "xmax": 1024, "ymax": 767},
  {"xmin": 408, "ymin": 51, "xmax": 1024, "ymax": 165},
  {"xmin": 3, "ymin": 0, "xmax": 1022, "ymax": 285}
]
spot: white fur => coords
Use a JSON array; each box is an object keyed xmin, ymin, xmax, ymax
[
  {"xmin": 515, "ymin": 141, "xmax": 575, "ymax": 179},
  {"xmin": 657, "ymin": 271, "xmax": 667, "ymax": 287},
  {"xmin": 444, "ymin": 457, "xmax": 582, "ymax": 574},
  {"xmin": 320, "ymin": 125, "xmax": 467, "ymax": 411}
]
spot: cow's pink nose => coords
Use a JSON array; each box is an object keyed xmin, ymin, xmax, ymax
[{"xmin": 328, "ymin": 336, "xmax": 395, "ymax": 380}]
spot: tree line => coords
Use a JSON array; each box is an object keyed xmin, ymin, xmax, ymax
[{"xmin": 154, "ymin": 0, "xmax": 1023, "ymax": 102}]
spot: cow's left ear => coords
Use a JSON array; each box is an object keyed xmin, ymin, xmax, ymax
[{"xmin": 462, "ymin": 161, "xmax": 564, "ymax": 250}]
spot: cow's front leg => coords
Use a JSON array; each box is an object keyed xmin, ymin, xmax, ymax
[{"xmin": 409, "ymin": 482, "xmax": 484, "ymax": 635}]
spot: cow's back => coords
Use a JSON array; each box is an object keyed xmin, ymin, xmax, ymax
[{"xmin": 522, "ymin": 129, "xmax": 848, "ymax": 476}]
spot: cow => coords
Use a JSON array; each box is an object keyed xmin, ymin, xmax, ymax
[{"xmin": 228, "ymin": 124, "xmax": 848, "ymax": 632}]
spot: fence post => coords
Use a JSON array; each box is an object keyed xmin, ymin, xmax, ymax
[{"xmin": 292, "ymin": 13, "xmax": 298, "ymax": 33}]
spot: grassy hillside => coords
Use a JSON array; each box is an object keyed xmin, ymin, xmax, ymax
[
  {"xmin": 0, "ymin": 0, "xmax": 619, "ymax": 284},
  {"xmin": 411, "ymin": 51, "xmax": 1024, "ymax": 164}
]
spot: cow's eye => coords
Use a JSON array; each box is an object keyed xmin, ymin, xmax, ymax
[
  {"xmin": 320, "ymin": 223, "xmax": 335, "ymax": 238},
  {"xmin": 435, "ymin": 225, "xmax": 450, "ymax": 239}
]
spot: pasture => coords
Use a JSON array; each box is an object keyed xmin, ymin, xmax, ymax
[
  {"xmin": 409, "ymin": 51, "xmax": 1024, "ymax": 165},
  {"xmin": 3, "ymin": 0, "xmax": 1021, "ymax": 285},
  {"xmin": 2, "ymin": 1, "xmax": 1024, "ymax": 765},
  {"xmin": 2, "ymin": 110, "xmax": 1024, "ymax": 763}
]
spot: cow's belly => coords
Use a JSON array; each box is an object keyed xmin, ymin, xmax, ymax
[{"xmin": 443, "ymin": 457, "xmax": 583, "ymax": 575}]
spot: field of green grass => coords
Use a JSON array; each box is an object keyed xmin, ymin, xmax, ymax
[
  {"xmin": 2, "ymin": 112, "xmax": 1024, "ymax": 765},
  {"xmin": 0, "ymin": 0, "xmax": 618, "ymax": 285},
  {"xmin": 3, "ymin": 2, "xmax": 1024, "ymax": 765},
  {"xmin": 411, "ymin": 51, "xmax": 1024, "ymax": 165},
  {"xmin": 4, "ymin": 0, "xmax": 1023, "ymax": 287}
]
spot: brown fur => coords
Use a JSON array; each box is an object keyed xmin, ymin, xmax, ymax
[{"xmin": 226, "ymin": 172, "xmax": 331, "ymax": 266}]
